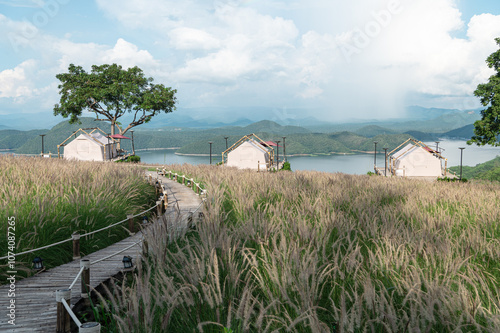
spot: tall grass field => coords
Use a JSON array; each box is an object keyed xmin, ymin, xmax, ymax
[
  {"xmin": 0, "ymin": 155, "xmax": 156, "ymax": 278},
  {"xmin": 100, "ymin": 164, "xmax": 500, "ymax": 333}
]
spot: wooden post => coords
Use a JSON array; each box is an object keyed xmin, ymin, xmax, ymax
[
  {"xmin": 72, "ymin": 232, "xmax": 80, "ymax": 260},
  {"xmin": 156, "ymin": 200, "xmax": 162, "ymax": 216},
  {"xmin": 148, "ymin": 174, "xmax": 152, "ymax": 185},
  {"xmin": 56, "ymin": 289, "xmax": 71, "ymax": 333},
  {"xmin": 127, "ymin": 214, "xmax": 135, "ymax": 233},
  {"xmin": 80, "ymin": 259, "xmax": 90, "ymax": 299},
  {"xmin": 142, "ymin": 239, "xmax": 148, "ymax": 256}
]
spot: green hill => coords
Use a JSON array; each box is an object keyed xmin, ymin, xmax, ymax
[
  {"xmin": 16, "ymin": 118, "xmax": 113, "ymax": 154},
  {"xmin": 354, "ymin": 125, "xmax": 399, "ymax": 137},
  {"xmin": 449, "ymin": 155, "xmax": 500, "ymax": 181},
  {"xmin": 0, "ymin": 129, "xmax": 45, "ymax": 150}
]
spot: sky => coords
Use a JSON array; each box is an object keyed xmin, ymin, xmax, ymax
[{"xmin": 0, "ymin": 0, "xmax": 500, "ymax": 124}]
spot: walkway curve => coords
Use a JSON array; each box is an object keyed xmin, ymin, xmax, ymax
[{"xmin": 0, "ymin": 173, "xmax": 201, "ymax": 332}]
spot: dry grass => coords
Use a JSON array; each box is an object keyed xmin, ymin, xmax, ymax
[
  {"xmin": 0, "ymin": 155, "xmax": 155, "ymax": 276},
  {"xmin": 103, "ymin": 164, "xmax": 500, "ymax": 332}
]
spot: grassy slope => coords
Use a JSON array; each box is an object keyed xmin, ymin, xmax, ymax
[
  {"xmin": 449, "ymin": 155, "xmax": 500, "ymax": 181},
  {"xmin": 103, "ymin": 165, "xmax": 500, "ymax": 332},
  {"xmin": 0, "ymin": 156, "xmax": 156, "ymax": 279}
]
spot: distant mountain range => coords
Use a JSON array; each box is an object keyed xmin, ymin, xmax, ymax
[
  {"xmin": 0, "ymin": 105, "xmax": 484, "ymax": 155},
  {"xmin": 0, "ymin": 105, "xmax": 482, "ymax": 131}
]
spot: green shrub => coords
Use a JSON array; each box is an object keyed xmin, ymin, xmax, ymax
[{"xmin": 281, "ymin": 161, "xmax": 292, "ymax": 171}]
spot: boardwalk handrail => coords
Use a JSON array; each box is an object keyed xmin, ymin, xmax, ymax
[
  {"xmin": 54, "ymin": 172, "xmax": 203, "ymax": 332},
  {"xmin": 0, "ymin": 203, "xmax": 158, "ymax": 261}
]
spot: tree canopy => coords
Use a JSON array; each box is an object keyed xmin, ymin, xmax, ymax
[
  {"xmin": 468, "ymin": 37, "xmax": 500, "ymax": 146},
  {"xmin": 53, "ymin": 63, "xmax": 177, "ymax": 136}
]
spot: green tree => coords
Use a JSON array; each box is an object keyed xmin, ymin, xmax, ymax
[
  {"xmin": 468, "ymin": 37, "xmax": 500, "ymax": 146},
  {"xmin": 54, "ymin": 63, "xmax": 177, "ymax": 138}
]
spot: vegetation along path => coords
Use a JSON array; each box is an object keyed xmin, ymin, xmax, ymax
[{"xmin": 0, "ymin": 173, "xmax": 202, "ymax": 332}]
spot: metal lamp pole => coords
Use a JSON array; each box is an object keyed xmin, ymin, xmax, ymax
[
  {"xmin": 373, "ymin": 141, "xmax": 378, "ymax": 172},
  {"xmin": 276, "ymin": 141, "xmax": 280, "ymax": 169},
  {"xmin": 224, "ymin": 137, "xmax": 229, "ymax": 150},
  {"xmin": 383, "ymin": 148, "xmax": 388, "ymax": 176},
  {"xmin": 459, "ymin": 147, "xmax": 465, "ymax": 180},
  {"xmin": 209, "ymin": 142, "xmax": 213, "ymax": 165},
  {"xmin": 435, "ymin": 141, "xmax": 440, "ymax": 153},
  {"xmin": 282, "ymin": 136, "xmax": 286, "ymax": 162},
  {"xmin": 130, "ymin": 130, "xmax": 135, "ymax": 155},
  {"xmin": 40, "ymin": 134, "xmax": 46, "ymax": 155}
]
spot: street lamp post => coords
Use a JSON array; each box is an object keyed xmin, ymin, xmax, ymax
[
  {"xmin": 276, "ymin": 140, "xmax": 281, "ymax": 169},
  {"xmin": 435, "ymin": 141, "xmax": 440, "ymax": 154},
  {"xmin": 130, "ymin": 130, "xmax": 135, "ymax": 155},
  {"xmin": 224, "ymin": 137, "xmax": 229, "ymax": 150},
  {"xmin": 209, "ymin": 142, "xmax": 213, "ymax": 165},
  {"xmin": 40, "ymin": 134, "xmax": 46, "ymax": 155},
  {"xmin": 383, "ymin": 148, "xmax": 388, "ymax": 176},
  {"xmin": 282, "ymin": 136, "xmax": 286, "ymax": 162},
  {"xmin": 459, "ymin": 147, "xmax": 465, "ymax": 180},
  {"xmin": 373, "ymin": 141, "xmax": 378, "ymax": 172}
]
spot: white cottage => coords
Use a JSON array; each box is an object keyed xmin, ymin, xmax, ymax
[
  {"xmin": 223, "ymin": 134, "xmax": 274, "ymax": 171},
  {"xmin": 388, "ymin": 139, "xmax": 445, "ymax": 177},
  {"xmin": 59, "ymin": 128, "xmax": 117, "ymax": 161}
]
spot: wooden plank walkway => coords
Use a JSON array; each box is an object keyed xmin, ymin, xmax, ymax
[{"xmin": 0, "ymin": 172, "xmax": 202, "ymax": 332}]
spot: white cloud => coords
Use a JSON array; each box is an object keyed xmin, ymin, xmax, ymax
[
  {"xmin": 169, "ymin": 27, "xmax": 221, "ymax": 50},
  {"xmin": 0, "ymin": 60, "xmax": 37, "ymax": 100}
]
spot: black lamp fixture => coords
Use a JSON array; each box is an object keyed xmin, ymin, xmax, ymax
[
  {"xmin": 224, "ymin": 137, "xmax": 229, "ymax": 150},
  {"xmin": 122, "ymin": 256, "xmax": 133, "ymax": 269},
  {"xmin": 33, "ymin": 256, "xmax": 44, "ymax": 270},
  {"xmin": 142, "ymin": 216, "xmax": 149, "ymax": 224}
]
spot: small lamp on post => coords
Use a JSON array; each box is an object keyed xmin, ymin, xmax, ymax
[
  {"xmin": 373, "ymin": 141, "xmax": 378, "ymax": 172},
  {"xmin": 224, "ymin": 137, "xmax": 229, "ymax": 150},
  {"xmin": 459, "ymin": 147, "xmax": 465, "ymax": 181},
  {"xmin": 33, "ymin": 256, "xmax": 44, "ymax": 270},
  {"xmin": 122, "ymin": 256, "xmax": 133, "ymax": 270},
  {"xmin": 142, "ymin": 216, "xmax": 149, "ymax": 225},
  {"xmin": 209, "ymin": 141, "xmax": 213, "ymax": 165}
]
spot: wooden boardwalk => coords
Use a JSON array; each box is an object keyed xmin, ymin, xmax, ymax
[{"xmin": 0, "ymin": 173, "xmax": 202, "ymax": 332}]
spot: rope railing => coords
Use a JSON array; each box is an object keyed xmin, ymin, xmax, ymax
[{"xmin": 0, "ymin": 202, "xmax": 158, "ymax": 261}]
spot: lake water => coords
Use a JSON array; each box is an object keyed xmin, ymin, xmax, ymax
[
  {"xmin": 137, "ymin": 140, "xmax": 500, "ymax": 175},
  {"xmin": 3, "ymin": 139, "xmax": 498, "ymax": 174}
]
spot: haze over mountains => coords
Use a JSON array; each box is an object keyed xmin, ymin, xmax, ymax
[{"xmin": 0, "ymin": 106, "xmax": 482, "ymax": 156}]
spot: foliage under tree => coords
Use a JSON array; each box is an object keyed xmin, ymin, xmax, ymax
[
  {"xmin": 53, "ymin": 63, "xmax": 177, "ymax": 138},
  {"xmin": 469, "ymin": 37, "xmax": 500, "ymax": 146}
]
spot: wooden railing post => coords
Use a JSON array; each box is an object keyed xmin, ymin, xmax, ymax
[
  {"xmin": 80, "ymin": 259, "xmax": 90, "ymax": 299},
  {"xmin": 56, "ymin": 289, "xmax": 71, "ymax": 333},
  {"xmin": 72, "ymin": 232, "xmax": 80, "ymax": 260},
  {"xmin": 127, "ymin": 214, "xmax": 135, "ymax": 234},
  {"xmin": 156, "ymin": 200, "xmax": 162, "ymax": 216}
]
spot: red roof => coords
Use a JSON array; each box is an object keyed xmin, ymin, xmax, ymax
[
  {"xmin": 261, "ymin": 141, "xmax": 282, "ymax": 147},
  {"xmin": 109, "ymin": 134, "xmax": 131, "ymax": 140}
]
